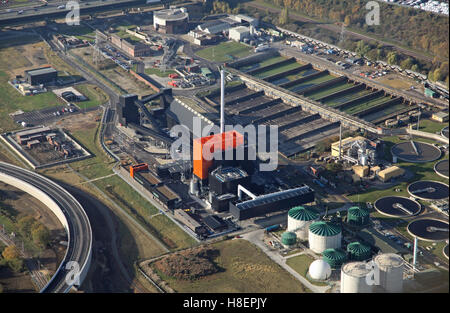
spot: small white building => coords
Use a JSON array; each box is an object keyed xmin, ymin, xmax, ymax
[{"xmin": 229, "ymin": 26, "xmax": 250, "ymax": 42}]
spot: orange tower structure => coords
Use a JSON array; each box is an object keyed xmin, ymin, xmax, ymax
[
  {"xmin": 130, "ymin": 163, "xmax": 149, "ymax": 178},
  {"xmin": 193, "ymin": 131, "xmax": 244, "ymax": 180}
]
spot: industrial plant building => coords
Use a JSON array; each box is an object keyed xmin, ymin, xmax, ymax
[
  {"xmin": 153, "ymin": 7, "xmax": 189, "ymax": 34},
  {"xmin": 110, "ymin": 34, "xmax": 151, "ymax": 57},
  {"xmin": 230, "ymin": 185, "xmax": 315, "ymax": 220},
  {"xmin": 25, "ymin": 67, "xmax": 58, "ymax": 86}
]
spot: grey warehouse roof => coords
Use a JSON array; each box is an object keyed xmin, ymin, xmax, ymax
[
  {"xmin": 236, "ymin": 185, "xmax": 313, "ymax": 211},
  {"xmin": 26, "ymin": 67, "xmax": 57, "ymax": 76}
]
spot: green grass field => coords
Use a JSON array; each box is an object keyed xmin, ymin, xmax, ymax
[
  {"xmin": 144, "ymin": 67, "xmax": 176, "ymax": 77},
  {"xmin": 0, "ymin": 71, "xmax": 64, "ymax": 132},
  {"xmin": 417, "ymin": 119, "xmax": 448, "ymax": 134},
  {"xmin": 196, "ymin": 41, "xmax": 253, "ymax": 62},
  {"xmin": 150, "ymin": 239, "xmax": 310, "ymax": 293},
  {"xmin": 75, "ymin": 84, "xmax": 109, "ymax": 109},
  {"xmin": 286, "ymin": 254, "xmax": 328, "ymax": 286}
]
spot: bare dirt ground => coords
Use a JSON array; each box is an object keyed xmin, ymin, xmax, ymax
[
  {"xmin": 52, "ymin": 109, "xmax": 101, "ymax": 132},
  {"xmin": 71, "ymin": 46, "xmax": 153, "ymax": 96},
  {"xmin": 0, "ymin": 42, "xmax": 49, "ymax": 78}
]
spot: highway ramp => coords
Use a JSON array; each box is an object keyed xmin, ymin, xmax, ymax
[{"xmin": 0, "ymin": 161, "xmax": 92, "ymax": 293}]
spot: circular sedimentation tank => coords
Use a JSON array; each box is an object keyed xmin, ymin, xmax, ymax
[
  {"xmin": 287, "ymin": 206, "xmax": 319, "ymax": 240},
  {"xmin": 407, "ymin": 180, "xmax": 449, "ymax": 201},
  {"xmin": 322, "ymin": 248, "xmax": 347, "ymax": 268},
  {"xmin": 434, "ymin": 160, "xmax": 449, "ymax": 179},
  {"xmin": 374, "ymin": 196, "xmax": 421, "ymax": 218},
  {"xmin": 308, "ymin": 259, "xmax": 332, "ymax": 281},
  {"xmin": 391, "ymin": 141, "xmax": 441, "ymax": 163},
  {"xmin": 308, "ymin": 221, "xmax": 342, "ymax": 254},
  {"xmin": 373, "ymin": 253, "xmax": 404, "ymax": 293},
  {"xmin": 281, "ymin": 231, "xmax": 297, "ymax": 247},
  {"xmin": 347, "ymin": 207, "xmax": 370, "ymax": 226},
  {"xmin": 340, "ymin": 261, "xmax": 373, "ymax": 293},
  {"xmin": 347, "ymin": 242, "xmax": 372, "ymax": 261},
  {"xmin": 444, "ymin": 245, "xmax": 449, "ymax": 260},
  {"xmin": 407, "ymin": 218, "xmax": 449, "ymax": 242},
  {"xmin": 442, "ymin": 126, "xmax": 449, "ymax": 139}
]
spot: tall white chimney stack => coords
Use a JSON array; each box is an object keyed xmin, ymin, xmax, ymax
[{"xmin": 220, "ymin": 69, "xmax": 225, "ymax": 133}]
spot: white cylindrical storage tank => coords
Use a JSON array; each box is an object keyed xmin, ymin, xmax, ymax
[
  {"xmin": 308, "ymin": 221, "xmax": 342, "ymax": 254},
  {"xmin": 287, "ymin": 206, "xmax": 319, "ymax": 241},
  {"xmin": 309, "ymin": 259, "xmax": 332, "ymax": 281},
  {"xmin": 340, "ymin": 262, "xmax": 373, "ymax": 293},
  {"xmin": 373, "ymin": 253, "xmax": 404, "ymax": 293}
]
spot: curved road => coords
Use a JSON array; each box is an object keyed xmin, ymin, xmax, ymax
[{"xmin": 0, "ymin": 162, "xmax": 92, "ymax": 293}]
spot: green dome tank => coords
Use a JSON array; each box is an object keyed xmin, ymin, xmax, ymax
[
  {"xmin": 347, "ymin": 242, "xmax": 372, "ymax": 261},
  {"xmin": 309, "ymin": 221, "xmax": 342, "ymax": 237},
  {"xmin": 288, "ymin": 206, "xmax": 319, "ymax": 221},
  {"xmin": 322, "ymin": 248, "xmax": 347, "ymax": 268},
  {"xmin": 281, "ymin": 231, "xmax": 297, "ymax": 246},
  {"xmin": 347, "ymin": 207, "xmax": 370, "ymax": 226}
]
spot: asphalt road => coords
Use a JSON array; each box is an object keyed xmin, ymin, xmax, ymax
[{"xmin": 0, "ymin": 161, "xmax": 92, "ymax": 293}]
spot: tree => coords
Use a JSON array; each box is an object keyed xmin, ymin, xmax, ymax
[
  {"xmin": 0, "ymin": 283, "xmax": 3, "ymax": 293},
  {"xmin": 7, "ymin": 258, "xmax": 23, "ymax": 273},
  {"xmin": 17, "ymin": 215, "xmax": 35, "ymax": 236},
  {"xmin": 400, "ymin": 58, "xmax": 414, "ymax": 70},
  {"xmin": 355, "ymin": 40, "xmax": 370, "ymax": 57},
  {"xmin": 387, "ymin": 51, "xmax": 398, "ymax": 65},
  {"xmin": 279, "ymin": 7, "xmax": 289, "ymax": 25},
  {"xmin": 326, "ymin": 162, "xmax": 343, "ymax": 173},
  {"xmin": 2, "ymin": 246, "xmax": 19, "ymax": 261},
  {"xmin": 31, "ymin": 224, "xmax": 51, "ymax": 248},
  {"xmin": 344, "ymin": 15, "xmax": 351, "ymax": 26}
]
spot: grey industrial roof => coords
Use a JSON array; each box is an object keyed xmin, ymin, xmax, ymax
[
  {"xmin": 26, "ymin": 67, "xmax": 57, "ymax": 76},
  {"xmin": 236, "ymin": 185, "xmax": 313, "ymax": 211}
]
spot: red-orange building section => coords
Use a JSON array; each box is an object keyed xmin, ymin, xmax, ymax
[
  {"xmin": 130, "ymin": 163, "xmax": 148, "ymax": 178},
  {"xmin": 193, "ymin": 131, "xmax": 244, "ymax": 180}
]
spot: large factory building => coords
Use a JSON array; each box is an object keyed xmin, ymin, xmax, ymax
[
  {"xmin": 25, "ymin": 67, "xmax": 58, "ymax": 86},
  {"xmin": 229, "ymin": 185, "xmax": 315, "ymax": 220}
]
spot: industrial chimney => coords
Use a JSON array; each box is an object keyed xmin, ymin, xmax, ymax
[{"xmin": 220, "ymin": 69, "xmax": 225, "ymax": 133}]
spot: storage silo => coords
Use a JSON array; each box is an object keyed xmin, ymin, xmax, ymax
[
  {"xmin": 287, "ymin": 206, "xmax": 319, "ymax": 240},
  {"xmin": 322, "ymin": 248, "xmax": 347, "ymax": 268},
  {"xmin": 281, "ymin": 231, "xmax": 297, "ymax": 248},
  {"xmin": 373, "ymin": 253, "xmax": 404, "ymax": 293},
  {"xmin": 347, "ymin": 242, "xmax": 372, "ymax": 261},
  {"xmin": 340, "ymin": 261, "xmax": 373, "ymax": 293},
  {"xmin": 347, "ymin": 207, "xmax": 370, "ymax": 227},
  {"xmin": 309, "ymin": 259, "xmax": 332, "ymax": 281},
  {"xmin": 308, "ymin": 221, "xmax": 342, "ymax": 253}
]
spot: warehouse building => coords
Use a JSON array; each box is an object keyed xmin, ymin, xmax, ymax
[
  {"xmin": 229, "ymin": 26, "xmax": 250, "ymax": 42},
  {"xmin": 230, "ymin": 185, "xmax": 315, "ymax": 220},
  {"xmin": 153, "ymin": 7, "xmax": 189, "ymax": 34},
  {"xmin": 25, "ymin": 67, "xmax": 57, "ymax": 86},
  {"xmin": 110, "ymin": 34, "xmax": 151, "ymax": 57},
  {"xmin": 431, "ymin": 111, "xmax": 449, "ymax": 123},
  {"xmin": 174, "ymin": 209, "xmax": 205, "ymax": 234},
  {"xmin": 151, "ymin": 185, "xmax": 181, "ymax": 211},
  {"xmin": 377, "ymin": 166, "xmax": 405, "ymax": 182}
]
